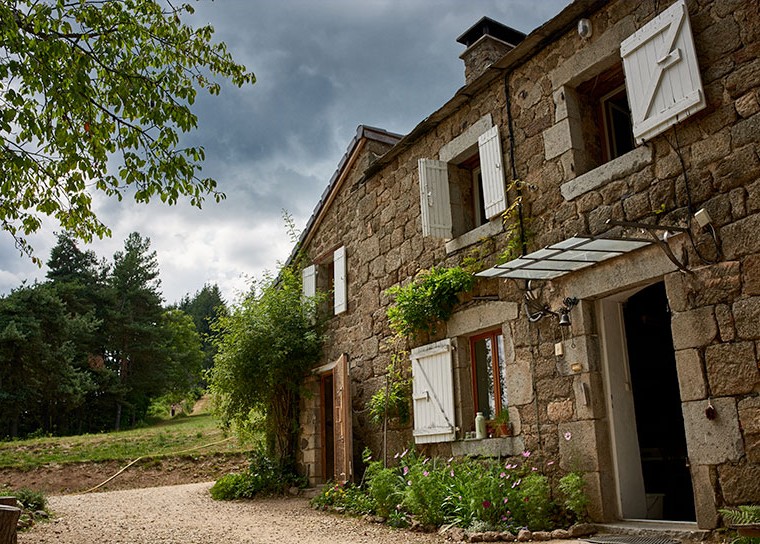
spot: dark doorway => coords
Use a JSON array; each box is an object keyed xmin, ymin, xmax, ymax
[
  {"xmin": 321, "ymin": 374, "xmax": 335, "ymax": 481},
  {"xmin": 623, "ymin": 282, "xmax": 695, "ymax": 521}
]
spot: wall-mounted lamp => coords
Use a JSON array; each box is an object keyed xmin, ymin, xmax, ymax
[
  {"xmin": 523, "ymin": 287, "xmax": 579, "ymax": 327},
  {"xmin": 557, "ymin": 297, "xmax": 578, "ymax": 327}
]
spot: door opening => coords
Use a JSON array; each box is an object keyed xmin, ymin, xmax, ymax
[
  {"xmin": 601, "ymin": 282, "xmax": 695, "ymax": 521},
  {"xmin": 321, "ymin": 373, "xmax": 335, "ymax": 482}
]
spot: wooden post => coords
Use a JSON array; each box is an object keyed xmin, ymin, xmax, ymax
[{"xmin": 0, "ymin": 504, "xmax": 20, "ymax": 544}]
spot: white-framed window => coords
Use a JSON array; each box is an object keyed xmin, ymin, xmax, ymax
[
  {"xmin": 419, "ymin": 124, "xmax": 507, "ymax": 240},
  {"xmin": 301, "ymin": 246, "xmax": 347, "ymax": 316}
]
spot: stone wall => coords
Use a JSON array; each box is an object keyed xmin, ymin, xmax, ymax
[{"xmin": 297, "ymin": 0, "xmax": 760, "ymax": 527}]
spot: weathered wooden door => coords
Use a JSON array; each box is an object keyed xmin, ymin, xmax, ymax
[{"xmin": 332, "ymin": 354, "xmax": 353, "ymax": 483}]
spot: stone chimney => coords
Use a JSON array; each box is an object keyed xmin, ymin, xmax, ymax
[{"xmin": 457, "ymin": 17, "xmax": 526, "ymax": 85}]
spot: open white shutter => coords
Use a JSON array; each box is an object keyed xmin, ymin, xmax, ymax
[
  {"xmin": 302, "ymin": 264, "xmax": 316, "ymax": 298},
  {"xmin": 333, "ymin": 246, "xmax": 346, "ymax": 314},
  {"xmin": 621, "ymin": 0, "xmax": 705, "ymax": 144},
  {"xmin": 478, "ymin": 125, "xmax": 507, "ymax": 219},
  {"xmin": 411, "ymin": 339, "xmax": 456, "ymax": 444},
  {"xmin": 418, "ymin": 159, "xmax": 452, "ymax": 239}
]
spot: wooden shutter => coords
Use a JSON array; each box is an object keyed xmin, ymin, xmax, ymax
[
  {"xmin": 418, "ymin": 159, "xmax": 452, "ymax": 239},
  {"xmin": 333, "ymin": 246, "xmax": 346, "ymax": 314},
  {"xmin": 478, "ymin": 125, "xmax": 507, "ymax": 219},
  {"xmin": 621, "ymin": 0, "xmax": 705, "ymax": 144},
  {"xmin": 411, "ymin": 339, "xmax": 456, "ymax": 444},
  {"xmin": 333, "ymin": 354, "xmax": 353, "ymax": 483},
  {"xmin": 302, "ymin": 264, "xmax": 316, "ymax": 298}
]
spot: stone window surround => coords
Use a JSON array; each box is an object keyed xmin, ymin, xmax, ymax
[
  {"xmin": 443, "ymin": 301, "xmax": 525, "ymax": 457},
  {"xmin": 438, "ymin": 113, "xmax": 506, "ymax": 254},
  {"xmin": 541, "ymin": 15, "xmax": 654, "ymax": 202}
]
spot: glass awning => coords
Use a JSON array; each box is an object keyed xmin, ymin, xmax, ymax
[{"xmin": 476, "ymin": 235, "xmax": 652, "ymax": 281}]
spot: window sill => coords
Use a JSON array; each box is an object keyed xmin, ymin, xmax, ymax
[
  {"xmin": 560, "ymin": 145, "xmax": 652, "ymax": 201},
  {"xmin": 451, "ymin": 435, "xmax": 524, "ymax": 457},
  {"xmin": 445, "ymin": 220, "xmax": 503, "ymax": 255}
]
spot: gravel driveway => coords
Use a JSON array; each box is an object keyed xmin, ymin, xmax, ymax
[{"xmin": 18, "ymin": 482, "xmax": 449, "ymax": 544}]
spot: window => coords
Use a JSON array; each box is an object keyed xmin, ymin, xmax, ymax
[
  {"xmin": 601, "ymin": 86, "xmax": 635, "ymax": 161},
  {"xmin": 301, "ymin": 246, "xmax": 347, "ymax": 315},
  {"xmin": 419, "ymin": 124, "xmax": 507, "ymax": 240},
  {"xmin": 470, "ymin": 330, "xmax": 507, "ymax": 420},
  {"xmin": 576, "ymin": 63, "xmax": 635, "ymax": 170}
]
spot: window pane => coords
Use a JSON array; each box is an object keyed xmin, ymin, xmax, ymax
[
  {"xmin": 497, "ymin": 334, "xmax": 507, "ymax": 411},
  {"xmin": 474, "ymin": 337, "xmax": 495, "ymax": 419}
]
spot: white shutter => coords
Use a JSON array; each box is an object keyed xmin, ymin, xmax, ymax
[
  {"xmin": 302, "ymin": 264, "xmax": 316, "ymax": 298},
  {"xmin": 478, "ymin": 125, "xmax": 507, "ymax": 219},
  {"xmin": 418, "ymin": 159, "xmax": 452, "ymax": 239},
  {"xmin": 333, "ymin": 246, "xmax": 346, "ymax": 315},
  {"xmin": 411, "ymin": 339, "xmax": 456, "ymax": 444},
  {"xmin": 621, "ymin": 0, "xmax": 705, "ymax": 144}
]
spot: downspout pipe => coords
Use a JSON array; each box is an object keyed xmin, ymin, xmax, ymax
[{"xmin": 503, "ymin": 70, "xmax": 528, "ymax": 257}]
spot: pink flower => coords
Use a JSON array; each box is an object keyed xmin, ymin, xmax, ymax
[
  {"xmin": 447, "ymin": 457, "xmax": 454, "ymax": 464},
  {"xmin": 450, "ymin": 470, "xmax": 455, "ymax": 477},
  {"xmin": 422, "ymin": 457, "xmax": 430, "ymax": 465},
  {"xmin": 521, "ymin": 450, "xmax": 531, "ymax": 458},
  {"xmin": 403, "ymin": 466, "xmax": 409, "ymax": 475},
  {"xmin": 547, "ymin": 460, "xmax": 555, "ymax": 466},
  {"xmin": 532, "ymin": 467, "xmax": 538, "ymax": 471},
  {"xmin": 423, "ymin": 471, "xmax": 429, "ymax": 477},
  {"xmin": 400, "ymin": 448, "xmax": 409, "ymax": 458},
  {"xmin": 499, "ymin": 472, "xmax": 506, "ymax": 478},
  {"xmin": 503, "ymin": 497, "xmax": 509, "ymax": 504},
  {"xmin": 564, "ymin": 432, "xmax": 572, "ymax": 441},
  {"xmin": 394, "ymin": 452, "xmax": 399, "ymax": 459},
  {"xmin": 482, "ymin": 500, "xmax": 491, "ymax": 509}
]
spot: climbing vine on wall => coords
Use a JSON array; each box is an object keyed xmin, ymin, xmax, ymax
[{"xmin": 385, "ymin": 266, "xmax": 475, "ymax": 337}]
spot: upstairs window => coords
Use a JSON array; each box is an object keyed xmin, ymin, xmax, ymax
[
  {"xmin": 576, "ymin": 63, "xmax": 635, "ymax": 170},
  {"xmin": 419, "ymin": 124, "xmax": 507, "ymax": 240},
  {"xmin": 302, "ymin": 246, "xmax": 347, "ymax": 316},
  {"xmin": 470, "ymin": 330, "xmax": 507, "ymax": 420}
]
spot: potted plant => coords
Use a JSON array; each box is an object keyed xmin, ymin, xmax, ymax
[{"xmin": 493, "ymin": 409, "xmax": 511, "ymax": 437}]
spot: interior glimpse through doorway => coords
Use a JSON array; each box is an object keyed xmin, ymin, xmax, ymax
[
  {"xmin": 321, "ymin": 373, "xmax": 334, "ymax": 482},
  {"xmin": 622, "ymin": 282, "xmax": 695, "ymax": 521}
]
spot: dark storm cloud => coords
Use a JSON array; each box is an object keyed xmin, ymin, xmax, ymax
[{"xmin": 0, "ymin": 0, "xmax": 571, "ymax": 303}]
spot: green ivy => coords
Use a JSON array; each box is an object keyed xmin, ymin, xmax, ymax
[{"xmin": 386, "ymin": 266, "xmax": 474, "ymax": 337}]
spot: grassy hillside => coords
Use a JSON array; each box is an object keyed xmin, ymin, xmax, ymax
[{"xmin": 0, "ymin": 412, "xmax": 248, "ymax": 470}]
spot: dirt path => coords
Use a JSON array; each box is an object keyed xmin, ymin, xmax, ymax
[{"xmin": 19, "ymin": 482, "xmax": 449, "ymax": 544}]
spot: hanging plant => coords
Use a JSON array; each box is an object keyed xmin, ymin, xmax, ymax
[{"xmin": 386, "ymin": 266, "xmax": 475, "ymax": 337}]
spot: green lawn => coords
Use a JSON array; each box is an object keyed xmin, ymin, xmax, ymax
[{"xmin": 0, "ymin": 413, "xmax": 248, "ymax": 470}]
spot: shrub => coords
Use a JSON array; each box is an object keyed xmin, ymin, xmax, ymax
[
  {"xmin": 558, "ymin": 472, "xmax": 589, "ymax": 522},
  {"xmin": 364, "ymin": 463, "xmax": 403, "ymax": 518},
  {"xmin": 10, "ymin": 488, "xmax": 47, "ymax": 512},
  {"xmin": 210, "ymin": 449, "xmax": 305, "ymax": 500}
]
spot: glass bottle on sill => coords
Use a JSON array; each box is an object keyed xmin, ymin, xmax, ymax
[{"xmin": 475, "ymin": 412, "xmax": 486, "ymax": 439}]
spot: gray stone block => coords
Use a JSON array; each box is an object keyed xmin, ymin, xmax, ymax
[
  {"xmin": 682, "ymin": 397, "xmax": 743, "ymax": 465},
  {"xmin": 671, "ymin": 306, "xmax": 718, "ymax": 350}
]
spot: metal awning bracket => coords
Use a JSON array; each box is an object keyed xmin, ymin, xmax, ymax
[{"xmin": 605, "ymin": 219, "xmax": 692, "ymax": 274}]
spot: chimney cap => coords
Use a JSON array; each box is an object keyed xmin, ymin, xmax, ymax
[{"xmin": 456, "ymin": 16, "xmax": 526, "ymax": 49}]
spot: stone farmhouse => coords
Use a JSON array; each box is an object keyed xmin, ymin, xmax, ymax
[{"xmin": 291, "ymin": 0, "xmax": 759, "ymax": 530}]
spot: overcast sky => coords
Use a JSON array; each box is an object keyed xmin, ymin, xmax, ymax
[{"xmin": 1, "ymin": 0, "xmax": 571, "ymax": 305}]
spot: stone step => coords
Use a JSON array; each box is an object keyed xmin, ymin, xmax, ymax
[{"xmin": 590, "ymin": 521, "xmax": 710, "ymax": 544}]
